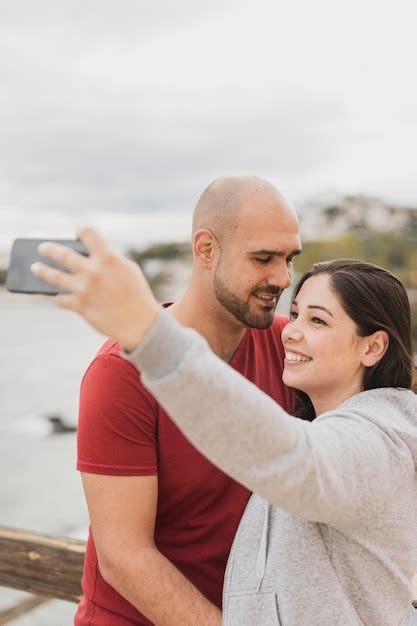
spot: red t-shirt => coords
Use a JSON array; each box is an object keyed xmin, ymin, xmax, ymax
[{"xmin": 75, "ymin": 315, "xmax": 293, "ymax": 626}]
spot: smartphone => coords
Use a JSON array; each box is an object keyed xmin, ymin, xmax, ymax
[{"xmin": 6, "ymin": 238, "xmax": 89, "ymax": 295}]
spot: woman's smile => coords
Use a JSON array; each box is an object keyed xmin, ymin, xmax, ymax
[{"xmin": 284, "ymin": 350, "xmax": 312, "ymax": 363}]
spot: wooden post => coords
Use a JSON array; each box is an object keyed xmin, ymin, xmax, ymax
[{"xmin": 0, "ymin": 526, "xmax": 85, "ymax": 602}]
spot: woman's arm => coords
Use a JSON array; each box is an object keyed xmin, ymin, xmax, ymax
[{"xmin": 127, "ymin": 310, "xmax": 413, "ymax": 527}]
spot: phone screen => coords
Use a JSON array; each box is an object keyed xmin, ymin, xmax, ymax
[{"xmin": 6, "ymin": 238, "xmax": 89, "ymax": 295}]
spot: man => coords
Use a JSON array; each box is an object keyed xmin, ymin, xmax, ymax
[{"xmin": 33, "ymin": 176, "xmax": 301, "ymax": 626}]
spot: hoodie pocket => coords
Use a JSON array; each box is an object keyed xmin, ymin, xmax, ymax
[{"xmin": 224, "ymin": 591, "xmax": 281, "ymax": 626}]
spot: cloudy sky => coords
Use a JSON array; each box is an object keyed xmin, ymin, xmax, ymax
[{"xmin": 1, "ymin": 0, "xmax": 416, "ymax": 252}]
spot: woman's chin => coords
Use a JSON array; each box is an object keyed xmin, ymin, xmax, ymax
[{"xmin": 283, "ymin": 369, "xmax": 309, "ymax": 393}]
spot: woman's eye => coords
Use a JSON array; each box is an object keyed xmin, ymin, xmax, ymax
[
  {"xmin": 289, "ymin": 311, "xmax": 298, "ymax": 320},
  {"xmin": 311, "ymin": 317, "xmax": 326, "ymax": 325}
]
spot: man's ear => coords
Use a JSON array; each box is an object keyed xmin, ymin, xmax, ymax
[
  {"xmin": 361, "ymin": 330, "xmax": 389, "ymax": 367},
  {"xmin": 193, "ymin": 229, "xmax": 219, "ymax": 269}
]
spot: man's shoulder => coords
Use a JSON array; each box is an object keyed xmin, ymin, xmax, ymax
[
  {"xmin": 96, "ymin": 337, "xmax": 122, "ymax": 359},
  {"xmin": 88, "ymin": 338, "xmax": 140, "ymax": 377},
  {"xmin": 81, "ymin": 339, "xmax": 159, "ymax": 412},
  {"xmin": 95, "ymin": 338, "xmax": 120, "ymax": 358},
  {"xmin": 94, "ymin": 338, "xmax": 140, "ymax": 373},
  {"xmin": 84, "ymin": 338, "xmax": 156, "ymax": 403}
]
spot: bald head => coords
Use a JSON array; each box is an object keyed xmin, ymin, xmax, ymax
[
  {"xmin": 189, "ymin": 176, "xmax": 301, "ymax": 329},
  {"xmin": 192, "ymin": 175, "xmax": 297, "ymax": 244}
]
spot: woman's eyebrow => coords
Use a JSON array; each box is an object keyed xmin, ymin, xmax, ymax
[
  {"xmin": 291, "ymin": 301, "xmax": 333, "ymax": 317},
  {"xmin": 308, "ymin": 305, "xmax": 334, "ymax": 317}
]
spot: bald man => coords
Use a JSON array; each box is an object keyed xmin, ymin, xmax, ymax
[{"xmin": 73, "ymin": 176, "xmax": 301, "ymax": 626}]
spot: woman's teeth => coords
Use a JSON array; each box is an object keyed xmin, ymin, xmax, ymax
[{"xmin": 285, "ymin": 351, "xmax": 312, "ymax": 362}]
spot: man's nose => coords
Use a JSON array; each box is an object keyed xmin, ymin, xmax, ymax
[{"xmin": 266, "ymin": 264, "xmax": 291, "ymax": 289}]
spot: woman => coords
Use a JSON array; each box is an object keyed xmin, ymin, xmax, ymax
[{"xmin": 33, "ymin": 231, "xmax": 417, "ymax": 625}]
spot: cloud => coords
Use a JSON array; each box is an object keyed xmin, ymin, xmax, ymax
[
  {"xmin": 0, "ymin": 0, "xmax": 223, "ymax": 41},
  {"xmin": 0, "ymin": 102, "xmax": 342, "ymax": 212},
  {"xmin": 0, "ymin": 0, "xmax": 346, "ymax": 216},
  {"xmin": 0, "ymin": 0, "xmax": 416, "ymax": 231}
]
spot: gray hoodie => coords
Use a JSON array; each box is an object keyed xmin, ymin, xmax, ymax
[{"xmin": 124, "ymin": 311, "xmax": 417, "ymax": 626}]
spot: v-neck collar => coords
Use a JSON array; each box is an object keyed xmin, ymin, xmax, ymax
[{"xmin": 229, "ymin": 329, "xmax": 249, "ymax": 367}]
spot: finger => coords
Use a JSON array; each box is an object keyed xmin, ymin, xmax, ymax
[
  {"xmin": 30, "ymin": 262, "xmax": 76, "ymax": 292},
  {"xmin": 37, "ymin": 242, "xmax": 89, "ymax": 273},
  {"xmin": 55, "ymin": 293, "xmax": 81, "ymax": 312},
  {"xmin": 76, "ymin": 227, "xmax": 109, "ymax": 258}
]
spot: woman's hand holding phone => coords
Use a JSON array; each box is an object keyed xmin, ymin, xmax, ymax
[{"xmin": 31, "ymin": 228, "xmax": 160, "ymax": 352}]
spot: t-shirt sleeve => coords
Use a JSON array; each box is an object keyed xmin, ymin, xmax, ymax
[{"xmin": 77, "ymin": 350, "xmax": 158, "ymax": 476}]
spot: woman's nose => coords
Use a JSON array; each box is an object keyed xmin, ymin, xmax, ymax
[
  {"xmin": 282, "ymin": 320, "xmax": 303, "ymax": 343},
  {"xmin": 287, "ymin": 328, "xmax": 303, "ymax": 342}
]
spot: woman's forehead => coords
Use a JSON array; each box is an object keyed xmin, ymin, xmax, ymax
[{"xmin": 295, "ymin": 275, "xmax": 345, "ymax": 314}]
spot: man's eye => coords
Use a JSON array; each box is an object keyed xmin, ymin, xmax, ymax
[
  {"xmin": 286, "ymin": 257, "xmax": 295, "ymax": 265},
  {"xmin": 255, "ymin": 257, "xmax": 271, "ymax": 264},
  {"xmin": 289, "ymin": 310, "xmax": 298, "ymax": 320}
]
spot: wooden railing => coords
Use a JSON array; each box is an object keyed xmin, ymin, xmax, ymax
[{"xmin": 0, "ymin": 526, "xmax": 85, "ymax": 623}]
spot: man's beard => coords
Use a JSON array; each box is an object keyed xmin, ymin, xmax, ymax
[{"xmin": 213, "ymin": 266, "xmax": 281, "ymax": 329}]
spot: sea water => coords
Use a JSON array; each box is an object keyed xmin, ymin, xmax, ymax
[{"xmin": 0, "ymin": 290, "xmax": 103, "ymax": 624}]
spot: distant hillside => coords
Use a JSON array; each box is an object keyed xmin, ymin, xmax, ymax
[
  {"xmin": 299, "ymin": 194, "xmax": 417, "ymax": 241},
  {"xmin": 127, "ymin": 241, "xmax": 192, "ymax": 300}
]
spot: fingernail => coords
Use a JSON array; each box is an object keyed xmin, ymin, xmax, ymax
[
  {"xmin": 38, "ymin": 243, "xmax": 48, "ymax": 253},
  {"xmin": 30, "ymin": 262, "xmax": 41, "ymax": 273}
]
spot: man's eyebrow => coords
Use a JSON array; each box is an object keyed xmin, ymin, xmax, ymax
[
  {"xmin": 248, "ymin": 249, "xmax": 302, "ymax": 257},
  {"xmin": 291, "ymin": 300, "xmax": 334, "ymax": 317}
]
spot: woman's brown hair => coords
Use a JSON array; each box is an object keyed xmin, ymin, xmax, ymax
[{"xmin": 291, "ymin": 259, "xmax": 417, "ymax": 421}]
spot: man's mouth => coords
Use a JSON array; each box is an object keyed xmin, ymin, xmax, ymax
[{"xmin": 253, "ymin": 293, "xmax": 279, "ymax": 307}]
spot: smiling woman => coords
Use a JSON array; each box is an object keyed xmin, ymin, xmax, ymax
[{"xmin": 287, "ymin": 259, "xmax": 415, "ymax": 421}]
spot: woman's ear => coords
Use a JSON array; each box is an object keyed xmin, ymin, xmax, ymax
[
  {"xmin": 193, "ymin": 229, "xmax": 218, "ymax": 270},
  {"xmin": 361, "ymin": 330, "xmax": 389, "ymax": 367}
]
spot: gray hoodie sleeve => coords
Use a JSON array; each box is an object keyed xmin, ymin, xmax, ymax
[{"xmin": 123, "ymin": 310, "xmax": 415, "ymax": 526}]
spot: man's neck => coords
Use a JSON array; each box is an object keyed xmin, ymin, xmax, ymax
[{"xmin": 167, "ymin": 290, "xmax": 247, "ymax": 362}]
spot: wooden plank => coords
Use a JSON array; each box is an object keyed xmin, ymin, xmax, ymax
[
  {"xmin": 0, "ymin": 596, "xmax": 49, "ymax": 625},
  {"xmin": 0, "ymin": 526, "xmax": 85, "ymax": 603}
]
